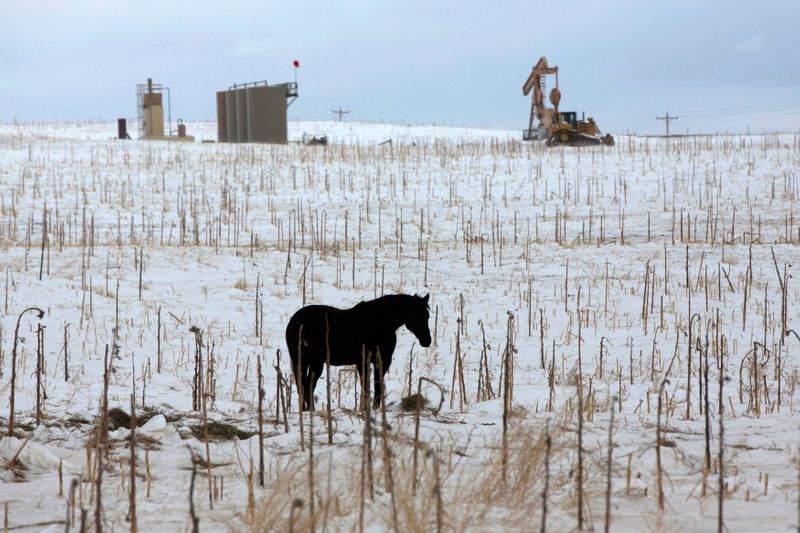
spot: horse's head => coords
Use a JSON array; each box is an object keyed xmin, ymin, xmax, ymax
[{"xmin": 405, "ymin": 294, "xmax": 432, "ymax": 347}]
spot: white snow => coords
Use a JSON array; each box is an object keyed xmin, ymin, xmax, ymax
[{"xmin": 0, "ymin": 121, "xmax": 797, "ymax": 532}]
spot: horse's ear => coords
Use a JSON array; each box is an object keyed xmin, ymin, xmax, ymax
[{"xmin": 422, "ymin": 293, "xmax": 429, "ymax": 303}]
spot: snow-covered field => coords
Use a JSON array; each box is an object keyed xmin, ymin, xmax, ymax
[{"xmin": 0, "ymin": 121, "xmax": 797, "ymax": 532}]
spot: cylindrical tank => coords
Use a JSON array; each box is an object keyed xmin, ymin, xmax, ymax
[
  {"xmin": 246, "ymin": 87, "xmax": 266, "ymax": 143},
  {"xmin": 225, "ymin": 90, "xmax": 238, "ymax": 143},
  {"xmin": 246, "ymin": 85, "xmax": 288, "ymax": 144},
  {"xmin": 216, "ymin": 91, "xmax": 228, "ymax": 143},
  {"xmin": 236, "ymin": 88, "xmax": 248, "ymax": 143},
  {"xmin": 117, "ymin": 118, "xmax": 128, "ymax": 140}
]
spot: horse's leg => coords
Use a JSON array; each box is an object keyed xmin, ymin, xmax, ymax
[
  {"xmin": 290, "ymin": 325, "xmax": 312, "ymax": 411},
  {"xmin": 355, "ymin": 364, "xmax": 365, "ymax": 411},
  {"xmin": 373, "ymin": 341, "xmax": 395, "ymax": 409},
  {"xmin": 307, "ymin": 360, "xmax": 324, "ymax": 411},
  {"xmin": 373, "ymin": 353, "xmax": 393, "ymax": 409},
  {"xmin": 290, "ymin": 352, "xmax": 307, "ymax": 411},
  {"xmin": 357, "ymin": 347, "xmax": 372, "ymax": 412},
  {"xmin": 372, "ymin": 361, "xmax": 383, "ymax": 409},
  {"xmin": 300, "ymin": 357, "xmax": 316, "ymax": 411}
]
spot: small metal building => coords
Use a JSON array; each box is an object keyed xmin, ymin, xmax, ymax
[
  {"xmin": 216, "ymin": 80, "xmax": 298, "ymax": 144},
  {"xmin": 136, "ymin": 78, "xmax": 194, "ymax": 142}
]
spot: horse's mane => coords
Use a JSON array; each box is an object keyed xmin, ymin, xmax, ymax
[
  {"xmin": 354, "ymin": 293, "xmax": 413, "ymax": 310},
  {"xmin": 355, "ymin": 293, "xmax": 430, "ymax": 309}
]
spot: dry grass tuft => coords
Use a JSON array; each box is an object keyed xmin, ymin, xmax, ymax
[
  {"xmin": 248, "ymin": 416, "xmax": 567, "ymax": 531},
  {"xmin": 246, "ymin": 458, "xmax": 354, "ymax": 532},
  {"xmin": 400, "ymin": 393, "xmax": 429, "ymax": 412},
  {"xmin": 190, "ymin": 420, "xmax": 257, "ymax": 441}
]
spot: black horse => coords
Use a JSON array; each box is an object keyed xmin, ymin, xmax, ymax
[{"xmin": 286, "ymin": 293, "xmax": 432, "ymax": 410}]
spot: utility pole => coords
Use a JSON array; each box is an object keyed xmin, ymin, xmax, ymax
[
  {"xmin": 656, "ymin": 112, "xmax": 678, "ymax": 136},
  {"xmin": 332, "ymin": 107, "xmax": 350, "ymax": 122}
]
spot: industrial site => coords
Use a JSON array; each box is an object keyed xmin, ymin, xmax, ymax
[{"xmin": 0, "ymin": 2, "xmax": 798, "ymax": 532}]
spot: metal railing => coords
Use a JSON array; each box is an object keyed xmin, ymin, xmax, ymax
[{"xmin": 523, "ymin": 128, "xmax": 548, "ymax": 141}]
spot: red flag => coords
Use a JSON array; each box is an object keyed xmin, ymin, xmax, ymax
[{"xmin": 293, "ymin": 60, "xmax": 300, "ymax": 68}]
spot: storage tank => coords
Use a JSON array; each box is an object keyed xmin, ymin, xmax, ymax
[
  {"xmin": 236, "ymin": 88, "xmax": 248, "ymax": 143},
  {"xmin": 246, "ymin": 85, "xmax": 288, "ymax": 144},
  {"xmin": 216, "ymin": 91, "xmax": 228, "ymax": 143},
  {"xmin": 217, "ymin": 79, "xmax": 296, "ymax": 144},
  {"xmin": 225, "ymin": 90, "xmax": 238, "ymax": 143}
]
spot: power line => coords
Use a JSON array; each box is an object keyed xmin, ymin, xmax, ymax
[
  {"xmin": 332, "ymin": 107, "xmax": 350, "ymax": 122},
  {"xmin": 656, "ymin": 112, "xmax": 678, "ymax": 136},
  {"xmin": 671, "ymin": 97, "xmax": 800, "ymax": 117},
  {"xmin": 604, "ymin": 97, "xmax": 800, "ymax": 129}
]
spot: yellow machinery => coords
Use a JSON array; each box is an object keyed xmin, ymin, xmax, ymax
[{"xmin": 522, "ymin": 57, "xmax": 613, "ymax": 147}]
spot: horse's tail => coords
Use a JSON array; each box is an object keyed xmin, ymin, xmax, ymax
[
  {"xmin": 286, "ymin": 312, "xmax": 307, "ymax": 402},
  {"xmin": 285, "ymin": 312, "xmax": 300, "ymax": 364}
]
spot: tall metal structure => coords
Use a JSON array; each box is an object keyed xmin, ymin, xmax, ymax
[
  {"xmin": 135, "ymin": 78, "xmax": 193, "ymax": 142},
  {"xmin": 522, "ymin": 57, "xmax": 559, "ymax": 141},
  {"xmin": 136, "ymin": 78, "xmax": 171, "ymax": 139}
]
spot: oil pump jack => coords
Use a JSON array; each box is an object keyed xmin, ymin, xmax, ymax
[{"xmin": 522, "ymin": 57, "xmax": 614, "ymax": 147}]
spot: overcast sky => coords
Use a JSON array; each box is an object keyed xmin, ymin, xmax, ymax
[{"xmin": 1, "ymin": 0, "xmax": 799, "ymax": 134}]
